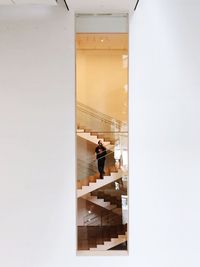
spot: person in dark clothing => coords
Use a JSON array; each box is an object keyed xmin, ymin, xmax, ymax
[{"xmin": 95, "ymin": 140, "xmax": 107, "ymax": 179}]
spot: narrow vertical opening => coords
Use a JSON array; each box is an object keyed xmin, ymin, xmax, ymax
[{"xmin": 76, "ymin": 14, "xmax": 129, "ymax": 255}]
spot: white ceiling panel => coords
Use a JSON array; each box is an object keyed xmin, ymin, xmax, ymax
[
  {"xmin": 67, "ymin": 0, "xmax": 137, "ymax": 13},
  {"xmin": 0, "ymin": 0, "xmax": 57, "ymax": 5}
]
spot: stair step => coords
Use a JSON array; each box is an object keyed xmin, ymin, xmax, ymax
[
  {"xmin": 89, "ymin": 182, "xmax": 97, "ymax": 186},
  {"xmin": 88, "ymin": 197, "xmax": 104, "ymax": 203},
  {"xmin": 90, "ymin": 233, "xmax": 127, "ymax": 251},
  {"xmin": 77, "ymin": 129, "xmax": 84, "ymax": 133},
  {"xmin": 110, "ymin": 238, "xmax": 126, "ymax": 244},
  {"xmin": 85, "ymin": 195, "xmax": 117, "ymax": 210},
  {"xmin": 77, "ymin": 170, "xmax": 123, "ymax": 198}
]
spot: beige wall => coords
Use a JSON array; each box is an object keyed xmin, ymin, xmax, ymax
[{"xmin": 77, "ymin": 49, "xmax": 128, "ymax": 122}]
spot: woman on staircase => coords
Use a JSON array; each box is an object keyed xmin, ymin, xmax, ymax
[{"xmin": 95, "ymin": 140, "xmax": 107, "ymax": 179}]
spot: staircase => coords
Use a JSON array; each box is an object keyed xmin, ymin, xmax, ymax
[
  {"xmin": 77, "ymin": 169, "xmax": 123, "ymax": 198},
  {"xmin": 77, "ymin": 103, "xmax": 128, "ymax": 251},
  {"xmin": 77, "ymin": 101, "xmax": 127, "ymax": 152},
  {"xmin": 91, "ymin": 189, "xmax": 122, "ymax": 208},
  {"xmin": 77, "ymin": 128, "xmax": 114, "ymax": 150},
  {"xmin": 83, "ymin": 194, "xmax": 122, "ymax": 218},
  {"xmin": 83, "ymin": 194, "xmax": 117, "ymax": 210},
  {"xmin": 78, "ymin": 225, "xmax": 127, "ymax": 251},
  {"xmin": 90, "ymin": 232, "xmax": 127, "ymax": 251}
]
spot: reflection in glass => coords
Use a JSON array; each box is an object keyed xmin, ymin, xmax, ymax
[{"xmin": 76, "ymin": 30, "xmax": 128, "ymax": 253}]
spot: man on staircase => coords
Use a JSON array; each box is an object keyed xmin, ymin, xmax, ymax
[{"xmin": 95, "ymin": 140, "xmax": 107, "ymax": 179}]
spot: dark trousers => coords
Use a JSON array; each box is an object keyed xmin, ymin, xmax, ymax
[{"xmin": 97, "ymin": 159, "xmax": 105, "ymax": 178}]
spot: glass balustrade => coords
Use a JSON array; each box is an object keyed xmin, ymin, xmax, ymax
[{"xmin": 77, "ymin": 101, "xmax": 127, "ymax": 132}]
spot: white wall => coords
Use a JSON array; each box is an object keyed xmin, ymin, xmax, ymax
[
  {"xmin": 0, "ymin": 0, "xmax": 200, "ymax": 266},
  {"xmin": 0, "ymin": 3, "xmax": 76, "ymax": 267},
  {"xmin": 131, "ymin": 0, "xmax": 200, "ymax": 266}
]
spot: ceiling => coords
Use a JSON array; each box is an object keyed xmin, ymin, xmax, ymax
[
  {"xmin": 67, "ymin": 0, "xmax": 137, "ymax": 13},
  {"xmin": 76, "ymin": 33, "xmax": 128, "ymax": 50},
  {"xmin": 0, "ymin": 0, "xmax": 137, "ymax": 12},
  {"xmin": 0, "ymin": 0, "xmax": 57, "ymax": 4}
]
